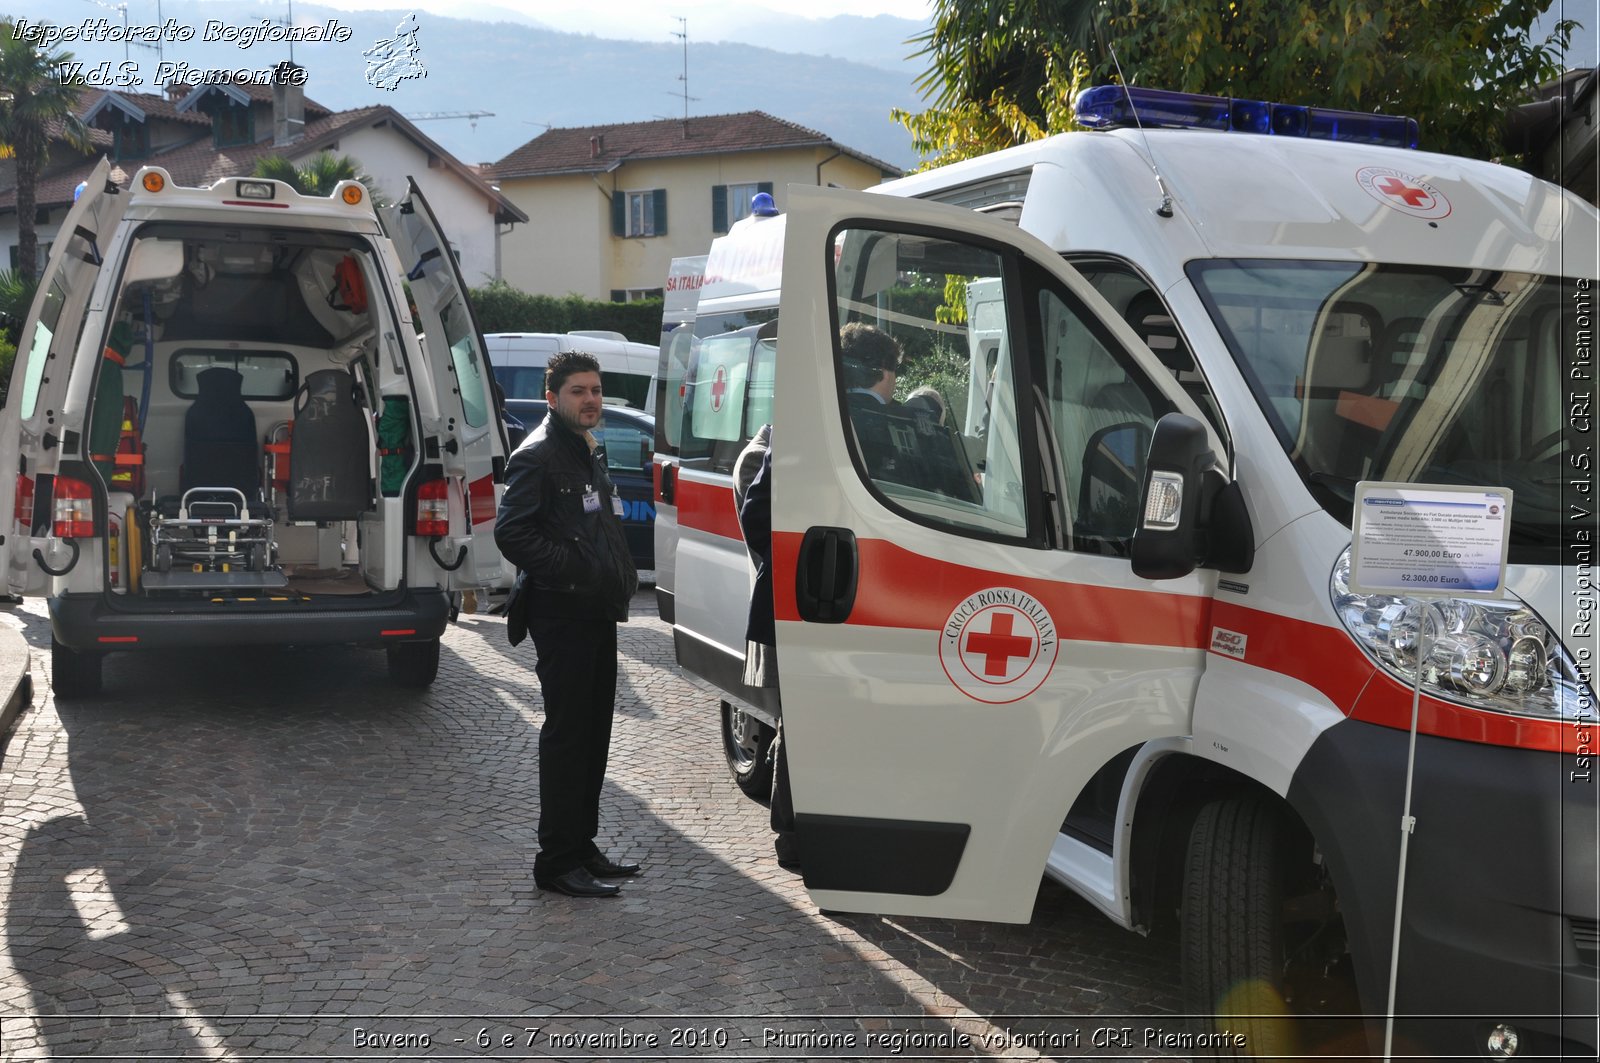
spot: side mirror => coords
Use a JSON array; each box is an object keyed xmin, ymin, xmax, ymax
[{"xmin": 1131, "ymin": 413, "xmax": 1253, "ymax": 579}]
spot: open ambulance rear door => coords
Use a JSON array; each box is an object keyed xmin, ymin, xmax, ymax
[
  {"xmin": 773, "ymin": 185, "xmax": 1224, "ymax": 922},
  {"xmin": 0, "ymin": 160, "xmax": 126, "ymax": 597},
  {"xmin": 380, "ymin": 179, "xmax": 507, "ymax": 588}
]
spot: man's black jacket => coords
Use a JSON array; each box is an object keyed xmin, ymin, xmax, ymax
[{"xmin": 495, "ymin": 412, "xmax": 638, "ymax": 639}]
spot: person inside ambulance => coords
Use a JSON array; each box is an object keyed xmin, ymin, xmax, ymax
[{"xmin": 840, "ymin": 322, "xmax": 902, "ymax": 408}]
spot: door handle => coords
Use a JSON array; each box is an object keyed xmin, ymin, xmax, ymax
[
  {"xmin": 795, "ymin": 526, "xmax": 858, "ymax": 623},
  {"xmin": 658, "ymin": 462, "xmax": 675, "ymax": 505}
]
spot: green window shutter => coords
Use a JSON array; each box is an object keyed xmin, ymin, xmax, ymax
[
  {"xmin": 652, "ymin": 188, "xmax": 668, "ymax": 236},
  {"xmin": 610, "ymin": 289, "xmax": 626, "ymax": 302},
  {"xmin": 758, "ymin": 181, "xmax": 773, "ymax": 200},
  {"xmin": 711, "ymin": 185, "xmax": 728, "ymax": 233},
  {"xmin": 611, "ymin": 192, "xmax": 625, "ymax": 236}
]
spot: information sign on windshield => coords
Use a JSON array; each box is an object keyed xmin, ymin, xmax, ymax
[{"xmin": 1349, "ymin": 482, "xmax": 1512, "ymax": 598}]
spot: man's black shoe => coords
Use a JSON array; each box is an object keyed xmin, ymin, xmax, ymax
[
  {"xmin": 536, "ymin": 867, "xmax": 621, "ymax": 897},
  {"xmin": 584, "ymin": 854, "xmax": 642, "ymax": 878}
]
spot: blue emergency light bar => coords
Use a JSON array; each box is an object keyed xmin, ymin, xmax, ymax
[{"xmin": 1074, "ymin": 85, "xmax": 1420, "ymax": 149}]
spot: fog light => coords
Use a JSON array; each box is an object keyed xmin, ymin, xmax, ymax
[{"xmin": 1486, "ymin": 1023, "xmax": 1519, "ymax": 1058}]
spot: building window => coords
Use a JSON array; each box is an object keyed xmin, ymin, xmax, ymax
[
  {"xmin": 612, "ymin": 287, "xmax": 664, "ymax": 303},
  {"xmin": 712, "ymin": 181, "xmax": 774, "ymax": 233},
  {"xmin": 113, "ymin": 116, "xmax": 150, "ymax": 161},
  {"xmin": 8, "ymin": 242, "xmax": 50, "ymax": 274},
  {"xmin": 612, "ymin": 188, "xmax": 667, "ymax": 238},
  {"xmin": 204, "ymin": 98, "xmax": 255, "ymax": 148}
]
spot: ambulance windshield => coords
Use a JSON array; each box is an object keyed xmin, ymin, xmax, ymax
[{"xmin": 1190, "ymin": 260, "xmax": 1577, "ymax": 564}]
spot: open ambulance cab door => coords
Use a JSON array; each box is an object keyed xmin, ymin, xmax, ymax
[
  {"xmin": 773, "ymin": 184, "xmax": 1228, "ymax": 922},
  {"xmin": 380, "ymin": 179, "xmax": 507, "ymax": 589},
  {"xmin": 0, "ymin": 159, "xmax": 126, "ymax": 598}
]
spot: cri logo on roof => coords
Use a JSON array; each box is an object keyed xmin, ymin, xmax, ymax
[
  {"xmin": 938, "ymin": 588, "xmax": 1059, "ymax": 704},
  {"xmin": 1356, "ymin": 165, "xmax": 1452, "ymax": 220}
]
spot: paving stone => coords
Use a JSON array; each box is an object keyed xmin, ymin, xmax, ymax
[{"xmin": 0, "ymin": 592, "xmax": 1184, "ymax": 1060}]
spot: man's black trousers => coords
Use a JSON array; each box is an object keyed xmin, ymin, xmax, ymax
[{"xmin": 529, "ymin": 617, "xmax": 618, "ymax": 878}]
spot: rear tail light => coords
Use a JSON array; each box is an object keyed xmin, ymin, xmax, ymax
[
  {"xmin": 14, "ymin": 474, "xmax": 34, "ymax": 529},
  {"xmin": 416, "ymin": 477, "xmax": 450, "ymax": 537},
  {"xmin": 53, "ymin": 477, "xmax": 96, "ymax": 539}
]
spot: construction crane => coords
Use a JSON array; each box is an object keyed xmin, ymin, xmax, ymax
[{"xmin": 406, "ymin": 111, "xmax": 495, "ymax": 131}]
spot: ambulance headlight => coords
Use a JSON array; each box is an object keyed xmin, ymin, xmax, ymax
[{"xmin": 1331, "ymin": 547, "xmax": 1587, "ymax": 721}]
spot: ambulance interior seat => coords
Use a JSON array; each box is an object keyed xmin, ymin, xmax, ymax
[{"xmin": 164, "ymin": 366, "xmax": 265, "ymax": 517}]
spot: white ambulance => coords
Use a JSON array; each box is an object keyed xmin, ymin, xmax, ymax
[
  {"xmin": 649, "ymin": 253, "xmax": 705, "ymax": 625},
  {"xmin": 1, "ymin": 162, "xmax": 509, "ymax": 694},
  {"xmin": 657, "ymin": 87, "xmax": 1599, "ymax": 1057},
  {"xmin": 653, "ymin": 231, "xmax": 782, "ymax": 796}
]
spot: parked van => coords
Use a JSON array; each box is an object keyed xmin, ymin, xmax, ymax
[
  {"xmin": 485, "ymin": 331, "xmax": 657, "ymax": 410},
  {"xmin": 656, "ymin": 88, "xmax": 1599, "ymax": 1058},
  {"xmin": 653, "ymin": 236, "xmax": 780, "ymax": 795},
  {"xmin": 1, "ymin": 161, "xmax": 510, "ymax": 695},
  {"xmin": 651, "ymin": 255, "xmax": 705, "ymax": 622}
]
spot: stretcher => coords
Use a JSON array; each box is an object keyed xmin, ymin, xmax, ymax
[{"xmin": 141, "ymin": 486, "xmax": 288, "ymax": 591}]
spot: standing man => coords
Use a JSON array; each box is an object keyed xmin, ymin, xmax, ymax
[{"xmin": 496, "ymin": 352, "xmax": 640, "ymax": 898}]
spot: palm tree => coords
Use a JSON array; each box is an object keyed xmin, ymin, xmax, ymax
[
  {"xmin": 0, "ymin": 20, "xmax": 96, "ymax": 282},
  {"xmin": 252, "ymin": 151, "xmax": 387, "ymax": 205}
]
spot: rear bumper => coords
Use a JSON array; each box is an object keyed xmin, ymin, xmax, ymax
[{"xmin": 49, "ymin": 590, "xmax": 450, "ymax": 651}]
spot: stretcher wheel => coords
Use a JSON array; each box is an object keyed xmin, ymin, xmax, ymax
[{"xmin": 154, "ymin": 543, "xmax": 172, "ymax": 573}]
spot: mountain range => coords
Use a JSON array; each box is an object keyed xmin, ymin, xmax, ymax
[{"xmin": 10, "ymin": 0, "xmax": 930, "ymax": 171}]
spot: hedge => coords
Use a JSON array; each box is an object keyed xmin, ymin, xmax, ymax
[{"xmin": 469, "ymin": 280, "xmax": 665, "ymax": 343}]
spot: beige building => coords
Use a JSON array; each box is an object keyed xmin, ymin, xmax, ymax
[{"xmin": 490, "ymin": 112, "xmax": 900, "ymax": 301}]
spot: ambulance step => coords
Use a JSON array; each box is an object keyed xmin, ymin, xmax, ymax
[{"xmin": 141, "ymin": 570, "xmax": 291, "ymax": 591}]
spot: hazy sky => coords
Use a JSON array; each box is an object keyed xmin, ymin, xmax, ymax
[{"xmin": 314, "ymin": 0, "xmax": 935, "ymax": 42}]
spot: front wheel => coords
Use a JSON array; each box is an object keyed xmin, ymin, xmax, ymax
[
  {"xmin": 720, "ymin": 699, "xmax": 774, "ymax": 801},
  {"xmin": 51, "ymin": 636, "xmax": 103, "ymax": 698},
  {"xmin": 1180, "ymin": 796, "xmax": 1360, "ymax": 1059},
  {"xmin": 387, "ymin": 638, "xmax": 440, "ymax": 687}
]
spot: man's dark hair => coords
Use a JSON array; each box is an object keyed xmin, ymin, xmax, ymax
[
  {"xmin": 546, "ymin": 350, "xmax": 602, "ymax": 395},
  {"xmin": 839, "ymin": 322, "xmax": 902, "ymax": 391}
]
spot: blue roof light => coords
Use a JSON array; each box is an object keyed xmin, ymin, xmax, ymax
[
  {"xmin": 1073, "ymin": 85, "xmax": 1419, "ymax": 149},
  {"xmin": 750, "ymin": 191, "xmax": 778, "ymax": 216}
]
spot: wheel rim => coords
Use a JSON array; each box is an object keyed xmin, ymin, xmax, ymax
[{"xmin": 726, "ymin": 705, "xmax": 761, "ymax": 772}]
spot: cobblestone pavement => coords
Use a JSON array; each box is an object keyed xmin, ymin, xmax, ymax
[{"xmin": 0, "ymin": 592, "xmax": 1187, "ymax": 1062}]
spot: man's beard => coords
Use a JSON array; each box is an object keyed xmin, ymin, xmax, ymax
[{"xmin": 553, "ymin": 403, "xmax": 594, "ymax": 434}]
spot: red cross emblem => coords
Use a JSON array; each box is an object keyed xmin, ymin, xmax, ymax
[
  {"xmin": 964, "ymin": 612, "xmax": 1034, "ymax": 677},
  {"xmin": 939, "ymin": 589, "xmax": 1059, "ymax": 704},
  {"xmin": 1357, "ymin": 166, "xmax": 1451, "ymax": 220},
  {"xmin": 1374, "ymin": 176, "xmax": 1432, "ymax": 209},
  {"xmin": 710, "ymin": 364, "xmax": 728, "ymax": 412}
]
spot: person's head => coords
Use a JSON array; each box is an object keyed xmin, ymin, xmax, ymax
[
  {"xmin": 905, "ymin": 386, "xmax": 947, "ymax": 425},
  {"xmin": 545, "ymin": 351, "xmax": 603, "ymax": 432},
  {"xmin": 840, "ymin": 322, "xmax": 902, "ymax": 400}
]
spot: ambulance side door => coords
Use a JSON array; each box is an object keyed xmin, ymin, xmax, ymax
[
  {"xmin": 379, "ymin": 179, "xmax": 507, "ymax": 587},
  {"xmin": 774, "ymin": 185, "xmax": 1220, "ymax": 922},
  {"xmin": 0, "ymin": 160, "xmax": 125, "ymax": 596}
]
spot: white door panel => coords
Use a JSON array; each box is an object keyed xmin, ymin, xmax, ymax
[
  {"xmin": 774, "ymin": 184, "xmax": 1215, "ymax": 921},
  {"xmin": 379, "ymin": 180, "xmax": 506, "ymax": 587},
  {"xmin": 0, "ymin": 160, "xmax": 125, "ymax": 596}
]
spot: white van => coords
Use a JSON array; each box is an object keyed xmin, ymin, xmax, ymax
[
  {"xmin": 657, "ymin": 87, "xmax": 1599, "ymax": 1058},
  {"xmin": 1, "ymin": 161, "xmax": 510, "ymax": 694},
  {"xmin": 652, "ymin": 235, "xmax": 780, "ymax": 795},
  {"xmin": 650, "ymin": 255, "xmax": 705, "ymax": 625},
  {"xmin": 485, "ymin": 331, "xmax": 657, "ymax": 411}
]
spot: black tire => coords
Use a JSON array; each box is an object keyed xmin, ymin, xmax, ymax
[
  {"xmin": 387, "ymin": 638, "xmax": 440, "ymax": 687},
  {"xmin": 51, "ymin": 636, "xmax": 103, "ymax": 698},
  {"xmin": 720, "ymin": 699, "xmax": 774, "ymax": 801},
  {"xmin": 1182, "ymin": 796, "xmax": 1294, "ymax": 1059}
]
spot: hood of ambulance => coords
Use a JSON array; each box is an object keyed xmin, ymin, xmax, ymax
[{"xmin": 1112, "ymin": 129, "xmax": 1595, "ymax": 276}]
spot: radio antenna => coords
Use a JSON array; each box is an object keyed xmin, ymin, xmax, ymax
[{"xmin": 1104, "ymin": 41, "xmax": 1174, "ymax": 218}]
